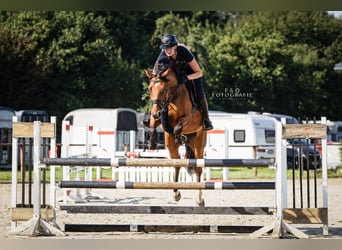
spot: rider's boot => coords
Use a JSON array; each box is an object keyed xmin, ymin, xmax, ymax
[
  {"xmin": 198, "ymin": 97, "xmax": 213, "ymax": 131},
  {"xmin": 185, "ymin": 81, "xmax": 198, "ymax": 113}
]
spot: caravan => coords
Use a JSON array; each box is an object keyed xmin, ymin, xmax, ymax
[{"xmin": 206, "ymin": 111, "xmax": 276, "ymax": 160}]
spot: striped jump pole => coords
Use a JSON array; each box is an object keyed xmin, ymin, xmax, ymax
[
  {"xmin": 64, "ymin": 224, "xmax": 264, "ymax": 233},
  {"xmin": 45, "ymin": 157, "xmax": 275, "ymax": 168},
  {"xmin": 59, "ymin": 180, "xmax": 275, "ymax": 190}
]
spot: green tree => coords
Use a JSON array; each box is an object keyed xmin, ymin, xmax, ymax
[
  {"xmin": 205, "ymin": 11, "xmax": 342, "ymax": 119},
  {"xmin": 1, "ymin": 11, "xmax": 341, "ymax": 122},
  {"xmin": 0, "ymin": 11, "xmax": 144, "ymax": 121}
]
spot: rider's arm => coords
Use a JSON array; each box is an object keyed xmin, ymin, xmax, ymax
[{"xmin": 187, "ymin": 58, "xmax": 202, "ymax": 80}]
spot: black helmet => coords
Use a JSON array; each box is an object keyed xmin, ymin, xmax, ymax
[{"xmin": 160, "ymin": 34, "xmax": 178, "ymax": 49}]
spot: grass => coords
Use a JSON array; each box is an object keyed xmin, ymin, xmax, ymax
[{"xmin": 1, "ymin": 165, "xmax": 341, "ymax": 183}]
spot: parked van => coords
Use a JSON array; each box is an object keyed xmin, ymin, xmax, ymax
[{"xmin": 206, "ymin": 111, "xmax": 276, "ymax": 159}]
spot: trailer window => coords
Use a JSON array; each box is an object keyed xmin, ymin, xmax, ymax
[
  {"xmin": 337, "ymin": 126, "xmax": 342, "ymax": 133},
  {"xmin": 265, "ymin": 129, "xmax": 275, "ymax": 143},
  {"xmin": 234, "ymin": 130, "xmax": 245, "ymax": 142},
  {"xmin": 65, "ymin": 115, "xmax": 74, "ymax": 126},
  {"xmin": 117, "ymin": 111, "xmax": 138, "ymax": 131}
]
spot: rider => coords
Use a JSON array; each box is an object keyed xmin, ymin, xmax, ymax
[{"xmin": 153, "ymin": 34, "xmax": 213, "ymax": 131}]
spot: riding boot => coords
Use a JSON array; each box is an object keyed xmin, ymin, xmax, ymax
[
  {"xmin": 185, "ymin": 81, "xmax": 198, "ymax": 111},
  {"xmin": 198, "ymin": 97, "xmax": 213, "ymax": 130}
]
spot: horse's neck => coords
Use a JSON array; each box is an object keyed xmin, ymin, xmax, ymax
[
  {"xmin": 169, "ymin": 84, "xmax": 190, "ymax": 106},
  {"xmin": 166, "ymin": 73, "xmax": 178, "ymax": 87}
]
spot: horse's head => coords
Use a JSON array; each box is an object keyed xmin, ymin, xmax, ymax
[{"xmin": 144, "ymin": 68, "xmax": 178, "ymax": 121}]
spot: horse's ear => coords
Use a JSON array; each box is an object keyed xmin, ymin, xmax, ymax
[
  {"xmin": 144, "ymin": 69, "xmax": 153, "ymax": 78},
  {"xmin": 161, "ymin": 67, "xmax": 171, "ymax": 77}
]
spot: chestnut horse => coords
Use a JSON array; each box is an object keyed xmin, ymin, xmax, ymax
[{"xmin": 144, "ymin": 68, "xmax": 207, "ymax": 206}]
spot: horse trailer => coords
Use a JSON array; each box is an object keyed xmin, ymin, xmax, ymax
[
  {"xmin": 0, "ymin": 106, "xmax": 16, "ymax": 167},
  {"xmin": 61, "ymin": 108, "xmax": 138, "ymax": 158},
  {"xmin": 206, "ymin": 111, "xmax": 276, "ymax": 160}
]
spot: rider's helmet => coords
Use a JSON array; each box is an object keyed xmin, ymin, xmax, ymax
[{"xmin": 160, "ymin": 34, "xmax": 178, "ymax": 49}]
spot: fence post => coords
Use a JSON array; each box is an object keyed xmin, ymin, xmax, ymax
[
  {"xmin": 321, "ymin": 117, "xmax": 329, "ymax": 235},
  {"xmin": 10, "ymin": 116, "xmax": 18, "ymax": 230},
  {"xmin": 49, "ymin": 116, "xmax": 57, "ymax": 208}
]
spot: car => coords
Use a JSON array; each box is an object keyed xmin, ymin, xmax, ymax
[{"xmin": 287, "ymin": 139, "xmax": 321, "ymax": 170}]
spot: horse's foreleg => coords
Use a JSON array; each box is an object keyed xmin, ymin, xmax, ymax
[
  {"xmin": 166, "ymin": 134, "xmax": 181, "ymax": 202},
  {"xmin": 196, "ymin": 168, "xmax": 204, "ymax": 206},
  {"xmin": 173, "ymin": 167, "xmax": 181, "ymax": 201},
  {"xmin": 148, "ymin": 129, "xmax": 157, "ymax": 150},
  {"xmin": 173, "ymin": 123, "xmax": 184, "ymax": 145}
]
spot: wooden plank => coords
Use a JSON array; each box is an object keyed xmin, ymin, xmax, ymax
[
  {"xmin": 60, "ymin": 205, "xmax": 273, "ymax": 215},
  {"xmin": 11, "ymin": 207, "xmax": 56, "ymax": 222},
  {"xmin": 282, "ymin": 221, "xmax": 309, "ymax": 239},
  {"xmin": 12, "ymin": 122, "xmax": 55, "ymax": 138},
  {"xmin": 13, "ymin": 122, "xmax": 35, "ymax": 138},
  {"xmin": 40, "ymin": 123, "xmax": 56, "ymax": 138},
  {"xmin": 282, "ymin": 124, "xmax": 326, "ymax": 139},
  {"xmin": 283, "ymin": 208, "xmax": 328, "ymax": 224}
]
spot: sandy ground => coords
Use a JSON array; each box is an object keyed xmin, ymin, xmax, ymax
[{"xmin": 1, "ymin": 178, "xmax": 342, "ymax": 239}]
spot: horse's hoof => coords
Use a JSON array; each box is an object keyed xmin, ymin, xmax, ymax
[
  {"xmin": 174, "ymin": 191, "xmax": 181, "ymax": 201},
  {"xmin": 197, "ymin": 199, "xmax": 205, "ymax": 207},
  {"xmin": 175, "ymin": 135, "xmax": 187, "ymax": 145}
]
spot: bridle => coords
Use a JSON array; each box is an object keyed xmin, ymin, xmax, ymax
[{"xmin": 149, "ymin": 75, "xmax": 178, "ymax": 112}]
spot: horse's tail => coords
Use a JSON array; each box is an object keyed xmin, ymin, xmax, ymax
[{"xmin": 185, "ymin": 145, "xmax": 196, "ymax": 175}]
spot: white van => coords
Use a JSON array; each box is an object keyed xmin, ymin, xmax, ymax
[{"xmin": 206, "ymin": 111, "xmax": 276, "ymax": 159}]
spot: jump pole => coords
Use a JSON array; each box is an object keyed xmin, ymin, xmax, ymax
[
  {"xmin": 59, "ymin": 180, "xmax": 275, "ymax": 190},
  {"xmin": 64, "ymin": 224, "xmax": 264, "ymax": 233},
  {"xmin": 60, "ymin": 205, "xmax": 272, "ymax": 215},
  {"xmin": 45, "ymin": 157, "xmax": 275, "ymax": 168}
]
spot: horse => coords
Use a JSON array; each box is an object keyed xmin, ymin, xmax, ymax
[{"xmin": 144, "ymin": 67, "xmax": 207, "ymax": 206}]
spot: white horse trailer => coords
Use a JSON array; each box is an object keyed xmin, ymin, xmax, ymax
[
  {"xmin": 61, "ymin": 108, "xmax": 138, "ymax": 158},
  {"xmin": 0, "ymin": 106, "xmax": 16, "ymax": 167},
  {"xmin": 206, "ymin": 111, "xmax": 276, "ymax": 160}
]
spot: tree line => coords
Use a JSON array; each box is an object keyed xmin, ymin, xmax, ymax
[{"xmin": 0, "ymin": 11, "xmax": 341, "ymax": 122}]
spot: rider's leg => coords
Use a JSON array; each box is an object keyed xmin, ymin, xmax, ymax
[
  {"xmin": 185, "ymin": 81, "xmax": 198, "ymax": 109},
  {"xmin": 193, "ymin": 78, "xmax": 213, "ymax": 131}
]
